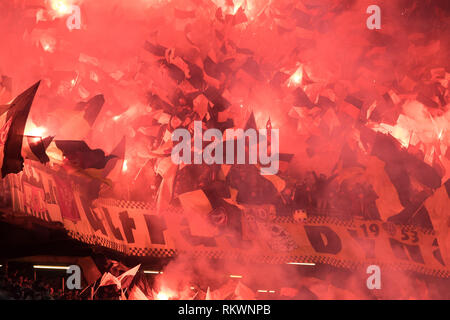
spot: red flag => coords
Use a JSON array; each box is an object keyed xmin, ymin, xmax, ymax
[
  {"xmin": 103, "ymin": 136, "xmax": 126, "ymax": 178},
  {"xmin": 53, "ymin": 173, "xmax": 81, "ymax": 222}
]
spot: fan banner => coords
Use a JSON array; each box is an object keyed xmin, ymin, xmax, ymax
[{"xmin": 4, "ymin": 161, "xmax": 449, "ymax": 278}]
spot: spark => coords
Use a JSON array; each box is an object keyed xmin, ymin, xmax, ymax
[{"xmin": 122, "ymin": 159, "xmax": 128, "ymax": 172}]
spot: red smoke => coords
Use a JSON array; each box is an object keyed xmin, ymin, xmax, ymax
[{"xmin": 0, "ymin": 0, "xmax": 449, "ymax": 299}]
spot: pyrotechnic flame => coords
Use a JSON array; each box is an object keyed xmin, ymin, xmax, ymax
[
  {"xmin": 155, "ymin": 287, "xmax": 177, "ymax": 300},
  {"xmin": 25, "ymin": 123, "xmax": 47, "ymax": 137},
  {"xmin": 49, "ymin": 0, "xmax": 73, "ymax": 16},
  {"xmin": 156, "ymin": 292, "xmax": 169, "ymax": 300}
]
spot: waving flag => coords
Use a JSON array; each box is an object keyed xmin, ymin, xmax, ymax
[
  {"xmin": 127, "ymin": 270, "xmax": 153, "ymax": 300},
  {"xmin": 58, "ymin": 94, "xmax": 105, "ymax": 140},
  {"xmin": 103, "ymin": 136, "xmax": 126, "ymax": 179},
  {"xmin": 54, "ymin": 140, "xmax": 116, "ymax": 170},
  {"xmin": 47, "ymin": 140, "xmax": 117, "ymax": 187},
  {"xmin": 21, "ymin": 135, "xmax": 53, "ymax": 164},
  {"xmin": 1, "ymin": 81, "xmax": 40, "ymax": 177},
  {"xmin": 117, "ymin": 264, "xmax": 141, "ymax": 289},
  {"xmin": 97, "ymin": 272, "xmax": 121, "ymax": 290},
  {"xmin": 96, "ymin": 264, "xmax": 141, "ymax": 293},
  {"xmin": 234, "ymin": 281, "xmax": 255, "ymax": 300},
  {"xmin": 128, "ymin": 285, "xmax": 149, "ymax": 300}
]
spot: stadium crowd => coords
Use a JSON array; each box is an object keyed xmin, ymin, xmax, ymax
[{"xmin": 0, "ymin": 269, "xmax": 83, "ymax": 300}]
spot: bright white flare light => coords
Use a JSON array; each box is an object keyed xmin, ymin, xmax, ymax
[
  {"xmin": 28, "ymin": 127, "xmax": 46, "ymax": 137},
  {"xmin": 50, "ymin": 0, "xmax": 73, "ymax": 15},
  {"xmin": 156, "ymin": 291, "xmax": 169, "ymax": 300}
]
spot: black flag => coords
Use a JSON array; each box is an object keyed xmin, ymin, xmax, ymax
[{"xmin": 1, "ymin": 81, "xmax": 40, "ymax": 177}]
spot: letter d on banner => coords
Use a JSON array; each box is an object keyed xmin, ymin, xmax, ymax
[{"xmin": 366, "ymin": 265, "xmax": 381, "ymax": 289}]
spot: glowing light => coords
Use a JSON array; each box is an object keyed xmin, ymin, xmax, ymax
[
  {"xmin": 287, "ymin": 262, "xmax": 316, "ymax": 266},
  {"xmin": 42, "ymin": 43, "xmax": 54, "ymax": 52},
  {"xmin": 40, "ymin": 36, "xmax": 56, "ymax": 53},
  {"xmin": 374, "ymin": 123, "xmax": 411, "ymax": 148},
  {"xmin": 25, "ymin": 123, "xmax": 47, "ymax": 137},
  {"xmin": 233, "ymin": 1, "xmax": 245, "ymax": 14},
  {"xmin": 212, "ymin": 0, "xmax": 259, "ymax": 18},
  {"xmin": 229, "ymin": 274, "xmax": 243, "ymax": 278},
  {"xmin": 154, "ymin": 285, "xmax": 177, "ymax": 300},
  {"xmin": 50, "ymin": 0, "xmax": 73, "ymax": 16},
  {"xmin": 28, "ymin": 137, "xmax": 42, "ymax": 144},
  {"xmin": 156, "ymin": 292, "xmax": 169, "ymax": 300},
  {"xmin": 143, "ymin": 270, "xmax": 163, "ymax": 274},
  {"xmin": 257, "ymin": 289, "xmax": 276, "ymax": 293},
  {"xmin": 113, "ymin": 115, "xmax": 122, "ymax": 121},
  {"xmin": 122, "ymin": 159, "xmax": 128, "ymax": 172},
  {"xmin": 33, "ymin": 265, "xmax": 70, "ymax": 270},
  {"xmin": 287, "ymin": 66, "xmax": 303, "ymax": 87},
  {"xmin": 26, "ymin": 126, "xmax": 47, "ymax": 137}
]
